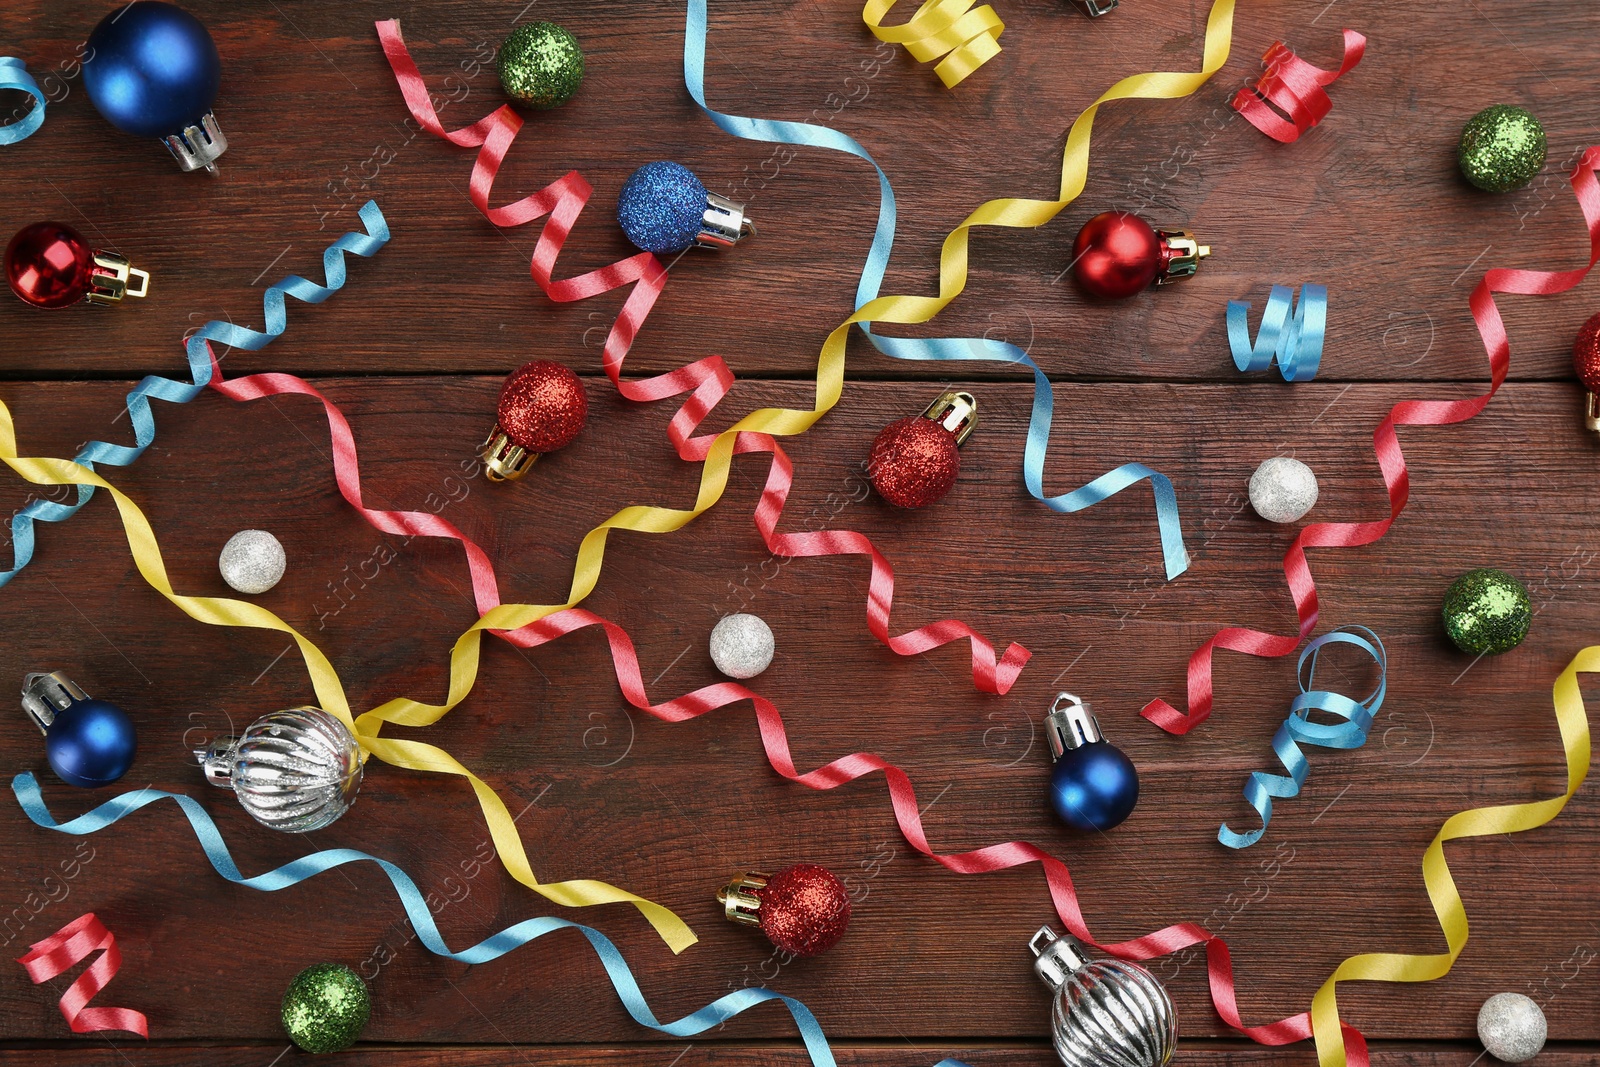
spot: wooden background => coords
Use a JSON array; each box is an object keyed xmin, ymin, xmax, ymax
[{"xmin": 1, "ymin": 0, "xmax": 1598, "ymax": 1063}]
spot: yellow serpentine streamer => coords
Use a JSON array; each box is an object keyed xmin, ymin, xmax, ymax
[
  {"xmin": 1312, "ymin": 644, "xmax": 1594, "ymax": 1066},
  {"xmin": 862, "ymin": 0, "xmax": 1005, "ymax": 88}
]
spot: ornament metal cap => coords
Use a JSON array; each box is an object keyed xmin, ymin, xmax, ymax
[
  {"xmin": 1071, "ymin": 0, "xmax": 1118, "ymax": 15},
  {"xmin": 923, "ymin": 390, "xmax": 978, "ymax": 446},
  {"xmin": 162, "ymin": 111, "xmax": 228, "ymax": 174},
  {"xmin": 1030, "ymin": 926, "xmax": 1093, "ymax": 988},
  {"xmin": 480, "ymin": 428, "xmax": 541, "ymax": 482},
  {"xmin": 21, "ymin": 671, "xmax": 89, "ymax": 734},
  {"xmin": 716, "ymin": 870, "xmax": 770, "ymax": 928},
  {"xmin": 84, "ymin": 249, "xmax": 151, "ymax": 306},
  {"xmin": 1155, "ymin": 228, "xmax": 1209, "ymax": 285},
  {"xmin": 1045, "ymin": 692, "xmax": 1103, "ymax": 760},
  {"xmin": 1585, "ymin": 392, "xmax": 1600, "ymax": 434},
  {"xmin": 699, "ymin": 191, "xmax": 756, "ymax": 250}
]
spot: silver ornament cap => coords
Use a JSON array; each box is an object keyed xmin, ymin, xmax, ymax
[
  {"xmin": 195, "ymin": 706, "xmax": 363, "ymax": 833},
  {"xmin": 709, "ymin": 613, "xmax": 775, "ymax": 679},
  {"xmin": 1030, "ymin": 927, "xmax": 1177, "ymax": 1067},
  {"xmin": 1249, "ymin": 456, "xmax": 1319, "ymax": 524},
  {"xmin": 1477, "ymin": 992, "xmax": 1546, "ymax": 1063},
  {"xmin": 219, "ymin": 529, "xmax": 287, "ymax": 595}
]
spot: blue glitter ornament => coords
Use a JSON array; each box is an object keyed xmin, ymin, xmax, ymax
[
  {"xmin": 617, "ymin": 161, "xmax": 753, "ymax": 256},
  {"xmin": 21, "ymin": 672, "xmax": 137, "ymax": 789},
  {"xmin": 83, "ymin": 1, "xmax": 228, "ymax": 172},
  {"xmin": 1044, "ymin": 693, "xmax": 1139, "ymax": 833}
]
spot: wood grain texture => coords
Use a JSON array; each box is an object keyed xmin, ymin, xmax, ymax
[{"xmin": 0, "ymin": 0, "xmax": 1598, "ymax": 1062}]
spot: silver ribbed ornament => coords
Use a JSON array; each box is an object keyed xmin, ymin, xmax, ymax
[
  {"xmin": 195, "ymin": 707, "xmax": 363, "ymax": 833},
  {"xmin": 1030, "ymin": 926, "xmax": 1177, "ymax": 1067}
]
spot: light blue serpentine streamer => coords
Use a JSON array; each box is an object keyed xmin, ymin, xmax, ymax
[
  {"xmin": 682, "ymin": 1, "xmax": 1189, "ymax": 580},
  {"xmin": 1227, "ymin": 283, "xmax": 1326, "ymax": 382},
  {"xmin": 0, "ymin": 57, "xmax": 46, "ymax": 144},
  {"xmin": 13, "ymin": 773, "xmax": 969, "ymax": 1067},
  {"xmin": 1218, "ymin": 626, "xmax": 1387, "ymax": 849},
  {"xmin": 1, "ymin": 200, "xmax": 390, "ymax": 587}
]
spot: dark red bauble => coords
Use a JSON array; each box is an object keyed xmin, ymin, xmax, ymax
[
  {"xmin": 497, "ymin": 360, "xmax": 588, "ymax": 452},
  {"xmin": 1574, "ymin": 311, "xmax": 1600, "ymax": 391},
  {"xmin": 757, "ymin": 863, "xmax": 851, "ymax": 957},
  {"xmin": 5, "ymin": 222, "xmax": 93, "ymax": 310},
  {"xmin": 1071, "ymin": 211, "xmax": 1162, "ymax": 300},
  {"xmin": 869, "ymin": 416, "xmax": 960, "ymax": 508}
]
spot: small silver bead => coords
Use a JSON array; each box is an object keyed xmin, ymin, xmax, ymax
[
  {"xmin": 709, "ymin": 613, "xmax": 775, "ymax": 679},
  {"xmin": 1477, "ymin": 993, "xmax": 1546, "ymax": 1063},
  {"xmin": 1249, "ymin": 456, "xmax": 1319, "ymax": 524},
  {"xmin": 219, "ymin": 529, "xmax": 286, "ymax": 595}
]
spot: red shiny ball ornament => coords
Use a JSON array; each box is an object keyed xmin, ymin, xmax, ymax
[
  {"xmin": 497, "ymin": 360, "xmax": 588, "ymax": 452},
  {"xmin": 1574, "ymin": 311, "xmax": 1600, "ymax": 392},
  {"xmin": 757, "ymin": 863, "xmax": 851, "ymax": 957},
  {"xmin": 1071, "ymin": 211, "xmax": 1162, "ymax": 300},
  {"xmin": 869, "ymin": 416, "xmax": 960, "ymax": 508},
  {"xmin": 5, "ymin": 222, "xmax": 94, "ymax": 310}
]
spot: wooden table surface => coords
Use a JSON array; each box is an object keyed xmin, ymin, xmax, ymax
[{"xmin": 2, "ymin": 1, "xmax": 1599, "ymax": 1063}]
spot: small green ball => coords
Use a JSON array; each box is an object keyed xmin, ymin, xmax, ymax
[
  {"xmin": 497, "ymin": 22, "xmax": 584, "ymax": 110},
  {"xmin": 1458, "ymin": 105, "xmax": 1547, "ymax": 193},
  {"xmin": 281, "ymin": 963, "xmax": 370, "ymax": 1054},
  {"xmin": 1442, "ymin": 568, "xmax": 1532, "ymax": 655}
]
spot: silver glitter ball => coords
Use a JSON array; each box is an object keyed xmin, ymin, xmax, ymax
[
  {"xmin": 1248, "ymin": 457, "xmax": 1319, "ymax": 524},
  {"xmin": 219, "ymin": 529, "xmax": 287, "ymax": 595},
  {"xmin": 709, "ymin": 613, "xmax": 775, "ymax": 679},
  {"xmin": 1477, "ymin": 992, "xmax": 1547, "ymax": 1063}
]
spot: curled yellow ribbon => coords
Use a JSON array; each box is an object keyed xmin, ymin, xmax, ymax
[
  {"xmin": 1312, "ymin": 644, "xmax": 1594, "ymax": 1067},
  {"xmin": 863, "ymin": 0, "xmax": 1005, "ymax": 88},
  {"xmin": 0, "ymin": 404, "xmax": 696, "ymax": 954}
]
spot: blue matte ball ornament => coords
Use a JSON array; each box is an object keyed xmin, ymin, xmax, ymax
[
  {"xmin": 46, "ymin": 699, "xmax": 137, "ymax": 789},
  {"xmin": 617, "ymin": 161, "xmax": 708, "ymax": 255},
  {"xmin": 84, "ymin": 2, "xmax": 220, "ymax": 137},
  {"xmin": 1043, "ymin": 692, "xmax": 1140, "ymax": 833}
]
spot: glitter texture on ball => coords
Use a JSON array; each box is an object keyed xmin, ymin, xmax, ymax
[
  {"xmin": 219, "ymin": 530, "xmax": 286, "ymax": 595},
  {"xmin": 498, "ymin": 360, "xmax": 588, "ymax": 452},
  {"xmin": 709, "ymin": 613, "xmax": 775, "ymax": 679},
  {"xmin": 1573, "ymin": 310, "xmax": 1600, "ymax": 392},
  {"xmin": 281, "ymin": 962, "xmax": 370, "ymax": 1054},
  {"xmin": 1442, "ymin": 568, "xmax": 1531, "ymax": 655},
  {"xmin": 1458, "ymin": 105, "xmax": 1546, "ymax": 193},
  {"xmin": 496, "ymin": 22, "xmax": 584, "ymax": 110},
  {"xmin": 1477, "ymin": 992, "xmax": 1547, "ymax": 1063},
  {"xmin": 618, "ymin": 161, "xmax": 707, "ymax": 255},
  {"xmin": 758, "ymin": 863, "xmax": 851, "ymax": 956},
  {"xmin": 869, "ymin": 416, "xmax": 961, "ymax": 508},
  {"xmin": 1248, "ymin": 456, "xmax": 1319, "ymax": 524}
]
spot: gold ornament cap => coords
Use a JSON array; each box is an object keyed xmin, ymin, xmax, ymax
[
  {"xmin": 84, "ymin": 250, "xmax": 150, "ymax": 306},
  {"xmin": 1154, "ymin": 228, "xmax": 1210, "ymax": 285},
  {"xmin": 922, "ymin": 390, "xmax": 978, "ymax": 447},
  {"xmin": 716, "ymin": 870, "xmax": 770, "ymax": 928},
  {"xmin": 480, "ymin": 428, "xmax": 541, "ymax": 482}
]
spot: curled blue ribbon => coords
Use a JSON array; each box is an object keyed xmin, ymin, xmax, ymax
[
  {"xmin": 1, "ymin": 201, "xmax": 390, "ymax": 587},
  {"xmin": 13, "ymin": 772, "xmax": 968, "ymax": 1067},
  {"xmin": 1226, "ymin": 284, "xmax": 1326, "ymax": 382},
  {"xmin": 683, "ymin": 1, "xmax": 1189, "ymax": 580},
  {"xmin": 0, "ymin": 57, "xmax": 46, "ymax": 144},
  {"xmin": 1218, "ymin": 626, "xmax": 1387, "ymax": 849}
]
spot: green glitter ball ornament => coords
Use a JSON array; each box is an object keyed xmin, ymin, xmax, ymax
[
  {"xmin": 1458, "ymin": 105, "xmax": 1547, "ymax": 193},
  {"xmin": 1442, "ymin": 568, "xmax": 1532, "ymax": 656},
  {"xmin": 496, "ymin": 22, "xmax": 584, "ymax": 110},
  {"xmin": 281, "ymin": 963, "xmax": 370, "ymax": 1054}
]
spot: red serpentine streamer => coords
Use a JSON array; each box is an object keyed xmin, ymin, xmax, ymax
[
  {"xmin": 1145, "ymin": 146, "xmax": 1600, "ymax": 734},
  {"xmin": 16, "ymin": 913, "xmax": 148, "ymax": 1037},
  {"xmin": 1231, "ymin": 30, "xmax": 1365, "ymax": 143}
]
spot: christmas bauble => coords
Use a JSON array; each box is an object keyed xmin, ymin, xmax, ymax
[
  {"xmin": 1573, "ymin": 311, "xmax": 1600, "ymax": 392},
  {"xmin": 618, "ymin": 162, "xmax": 709, "ymax": 255},
  {"xmin": 1458, "ymin": 105, "xmax": 1546, "ymax": 194},
  {"xmin": 197, "ymin": 707, "xmax": 363, "ymax": 833},
  {"xmin": 709, "ymin": 613, "xmax": 775, "ymax": 679},
  {"xmin": 1030, "ymin": 927, "xmax": 1177, "ymax": 1067},
  {"xmin": 281, "ymin": 963, "xmax": 370, "ymax": 1054},
  {"xmin": 496, "ymin": 22, "xmax": 584, "ymax": 110},
  {"xmin": 1248, "ymin": 456, "xmax": 1319, "ymax": 524},
  {"xmin": 1072, "ymin": 212, "xmax": 1164, "ymax": 299},
  {"xmin": 1044, "ymin": 694, "xmax": 1139, "ymax": 833},
  {"xmin": 1441, "ymin": 568, "xmax": 1531, "ymax": 656},
  {"xmin": 22, "ymin": 672, "xmax": 137, "ymax": 789},
  {"xmin": 5, "ymin": 222, "xmax": 150, "ymax": 309},
  {"xmin": 84, "ymin": 2, "xmax": 222, "ymax": 141},
  {"xmin": 869, "ymin": 417, "xmax": 961, "ymax": 508},
  {"xmin": 499, "ymin": 361, "xmax": 588, "ymax": 452},
  {"xmin": 1477, "ymin": 992, "xmax": 1546, "ymax": 1063},
  {"xmin": 718, "ymin": 864, "xmax": 851, "ymax": 956},
  {"xmin": 219, "ymin": 529, "xmax": 286, "ymax": 595}
]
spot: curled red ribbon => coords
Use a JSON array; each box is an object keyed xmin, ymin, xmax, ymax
[
  {"xmin": 1231, "ymin": 30, "xmax": 1365, "ymax": 143},
  {"xmin": 1144, "ymin": 145, "xmax": 1600, "ymax": 735},
  {"xmin": 16, "ymin": 912, "xmax": 148, "ymax": 1037}
]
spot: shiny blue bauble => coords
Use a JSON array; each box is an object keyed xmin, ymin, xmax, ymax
[
  {"xmin": 618, "ymin": 161, "xmax": 707, "ymax": 255},
  {"xmin": 1048, "ymin": 741, "xmax": 1139, "ymax": 832},
  {"xmin": 84, "ymin": 1, "xmax": 221, "ymax": 138},
  {"xmin": 45, "ymin": 699, "xmax": 137, "ymax": 788}
]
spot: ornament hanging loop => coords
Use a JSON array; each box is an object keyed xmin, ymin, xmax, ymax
[
  {"xmin": 21, "ymin": 671, "xmax": 87, "ymax": 734},
  {"xmin": 716, "ymin": 870, "xmax": 769, "ymax": 927},
  {"xmin": 85, "ymin": 251, "xmax": 150, "ymax": 306},
  {"xmin": 924, "ymin": 390, "xmax": 978, "ymax": 445},
  {"xmin": 1071, "ymin": 0, "xmax": 1118, "ymax": 14}
]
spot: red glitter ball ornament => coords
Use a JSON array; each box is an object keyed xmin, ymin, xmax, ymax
[
  {"xmin": 6, "ymin": 222, "xmax": 94, "ymax": 309},
  {"xmin": 870, "ymin": 421, "xmax": 960, "ymax": 508},
  {"xmin": 755, "ymin": 864, "xmax": 851, "ymax": 956},
  {"xmin": 1573, "ymin": 311, "xmax": 1600, "ymax": 392},
  {"xmin": 498, "ymin": 360, "xmax": 588, "ymax": 452}
]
